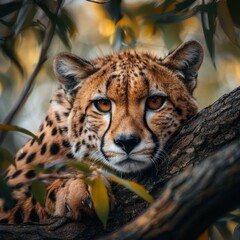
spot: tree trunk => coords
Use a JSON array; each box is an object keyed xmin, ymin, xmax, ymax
[{"xmin": 0, "ymin": 87, "xmax": 240, "ymax": 240}]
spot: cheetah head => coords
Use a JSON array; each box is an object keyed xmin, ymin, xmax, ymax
[{"xmin": 53, "ymin": 41, "xmax": 203, "ymax": 173}]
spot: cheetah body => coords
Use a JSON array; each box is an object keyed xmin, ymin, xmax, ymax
[{"xmin": 0, "ymin": 41, "xmax": 203, "ymax": 223}]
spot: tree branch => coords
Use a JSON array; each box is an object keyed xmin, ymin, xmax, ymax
[
  {"xmin": 0, "ymin": 0, "xmax": 63, "ymax": 144},
  {"xmin": 104, "ymin": 140, "xmax": 240, "ymax": 240}
]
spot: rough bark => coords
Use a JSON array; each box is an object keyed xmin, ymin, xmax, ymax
[
  {"xmin": 104, "ymin": 140, "xmax": 240, "ymax": 240},
  {"xmin": 0, "ymin": 87, "xmax": 240, "ymax": 240}
]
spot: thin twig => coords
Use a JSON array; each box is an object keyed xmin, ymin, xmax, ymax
[
  {"xmin": 25, "ymin": 173, "xmax": 84, "ymax": 186},
  {"xmin": 0, "ymin": 0, "xmax": 64, "ymax": 144}
]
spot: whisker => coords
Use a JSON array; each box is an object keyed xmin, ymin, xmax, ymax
[{"xmin": 156, "ymin": 149, "xmax": 170, "ymax": 172}]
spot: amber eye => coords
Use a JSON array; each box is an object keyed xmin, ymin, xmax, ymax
[
  {"xmin": 93, "ymin": 99, "xmax": 111, "ymax": 113},
  {"xmin": 146, "ymin": 96, "xmax": 166, "ymax": 110}
]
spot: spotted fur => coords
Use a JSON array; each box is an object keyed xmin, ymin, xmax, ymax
[{"xmin": 0, "ymin": 41, "xmax": 203, "ymax": 223}]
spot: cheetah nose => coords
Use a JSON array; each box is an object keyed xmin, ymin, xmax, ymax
[{"xmin": 114, "ymin": 134, "xmax": 140, "ymax": 154}]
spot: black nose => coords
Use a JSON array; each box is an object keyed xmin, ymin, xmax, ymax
[{"xmin": 114, "ymin": 134, "xmax": 140, "ymax": 154}]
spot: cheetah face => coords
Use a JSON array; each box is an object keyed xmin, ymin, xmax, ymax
[
  {"xmin": 54, "ymin": 41, "xmax": 203, "ymax": 173},
  {"xmin": 88, "ymin": 82, "xmax": 169, "ymax": 173}
]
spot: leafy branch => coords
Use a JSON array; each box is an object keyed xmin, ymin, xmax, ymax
[
  {"xmin": 1, "ymin": 157, "xmax": 153, "ymax": 228},
  {"xmin": 105, "ymin": 0, "xmax": 240, "ymax": 60},
  {"xmin": 0, "ymin": 0, "xmax": 74, "ymax": 144},
  {"xmin": 65, "ymin": 161, "xmax": 153, "ymax": 228}
]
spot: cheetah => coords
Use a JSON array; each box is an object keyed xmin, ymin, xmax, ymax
[{"xmin": 0, "ymin": 40, "xmax": 203, "ymax": 223}]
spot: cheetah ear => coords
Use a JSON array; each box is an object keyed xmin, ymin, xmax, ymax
[
  {"xmin": 163, "ymin": 41, "xmax": 203, "ymax": 94},
  {"xmin": 54, "ymin": 52, "xmax": 98, "ymax": 92}
]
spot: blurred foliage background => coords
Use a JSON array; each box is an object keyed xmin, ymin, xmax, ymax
[{"xmin": 0, "ymin": 0, "xmax": 240, "ymax": 157}]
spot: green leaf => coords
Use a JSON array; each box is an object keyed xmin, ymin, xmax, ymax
[
  {"xmin": 0, "ymin": 124, "xmax": 39, "ymax": 143},
  {"xmin": 31, "ymin": 164, "xmax": 45, "ymax": 174},
  {"xmin": 217, "ymin": 0, "xmax": 240, "ymax": 47},
  {"xmin": 13, "ymin": 3, "xmax": 37, "ymax": 36},
  {"xmin": 68, "ymin": 161, "xmax": 92, "ymax": 175},
  {"xmin": 227, "ymin": 0, "xmax": 240, "ymax": 29},
  {"xmin": 200, "ymin": 0, "xmax": 217, "ymax": 67},
  {"xmin": 59, "ymin": 9, "xmax": 77, "ymax": 39},
  {"xmin": 0, "ymin": 147, "xmax": 16, "ymax": 168},
  {"xmin": 156, "ymin": 11, "xmax": 196, "ymax": 24},
  {"xmin": 73, "ymin": 157, "xmax": 115, "ymax": 173},
  {"xmin": 90, "ymin": 162, "xmax": 113, "ymax": 173},
  {"xmin": 31, "ymin": 180, "xmax": 47, "ymax": 206},
  {"xmin": 146, "ymin": 5, "xmax": 197, "ymax": 24},
  {"xmin": 0, "ymin": 175, "xmax": 14, "ymax": 209},
  {"xmin": 0, "ymin": 19, "xmax": 15, "ymax": 28},
  {"xmin": 55, "ymin": 10, "xmax": 74, "ymax": 49},
  {"xmin": 35, "ymin": 2, "xmax": 72, "ymax": 48},
  {"xmin": 152, "ymin": 0, "xmax": 197, "ymax": 18},
  {"xmin": 106, "ymin": 172, "xmax": 154, "ymax": 203},
  {"xmin": 0, "ymin": 2, "xmax": 22, "ymax": 18},
  {"xmin": 161, "ymin": 0, "xmax": 176, "ymax": 13},
  {"xmin": 175, "ymin": 0, "xmax": 197, "ymax": 12},
  {"xmin": 208, "ymin": 226, "xmax": 218, "ymax": 240},
  {"xmin": 224, "ymin": 213, "xmax": 240, "ymax": 223},
  {"xmin": 214, "ymin": 222, "xmax": 232, "ymax": 240},
  {"xmin": 105, "ymin": 0, "xmax": 123, "ymax": 23},
  {"xmin": 112, "ymin": 27, "xmax": 124, "ymax": 52},
  {"xmin": 89, "ymin": 176, "xmax": 109, "ymax": 228},
  {"xmin": 1, "ymin": 42, "xmax": 24, "ymax": 76}
]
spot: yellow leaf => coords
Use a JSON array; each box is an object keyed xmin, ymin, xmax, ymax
[
  {"xmin": 89, "ymin": 176, "xmax": 109, "ymax": 228},
  {"xmin": 106, "ymin": 172, "xmax": 154, "ymax": 203},
  {"xmin": 198, "ymin": 230, "xmax": 209, "ymax": 240}
]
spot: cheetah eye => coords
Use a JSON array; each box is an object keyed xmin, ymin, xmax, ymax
[
  {"xmin": 93, "ymin": 99, "xmax": 111, "ymax": 113},
  {"xmin": 146, "ymin": 95, "xmax": 166, "ymax": 110}
]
